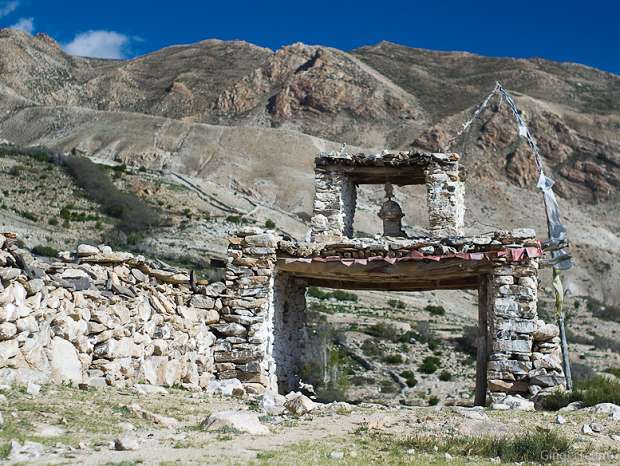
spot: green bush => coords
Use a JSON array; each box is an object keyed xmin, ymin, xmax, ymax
[
  {"xmin": 419, "ymin": 356, "xmax": 441, "ymax": 374},
  {"xmin": 18, "ymin": 210, "xmax": 38, "ymax": 222},
  {"xmin": 264, "ymin": 219, "xmax": 276, "ymax": 229},
  {"xmin": 306, "ymin": 287, "xmax": 331, "ymax": 300},
  {"xmin": 361, "ymin": 339, "xmax": 384, "ymax": 358},
  {"xmin": 31, "ymin": 245, "xmax": 59, "ymax": 257},
  {"xmin": 64, "ymin": 156, "xmax": 158, "ymax": 233},
  {"xmin": 438, "ymin": 370, "xmax": 453, "ymax": 381},
  {"xmin": 383, "ymin": 353, "xmax": 404, "ymax": 364},
  {"xmin": 380, "ymin": 380, "xmax": 399, "ymax": 394},
  {"xmin": 425, "ymin": 304, "xmax": 446, "ymax": 316},
  {"xmin": 331, "ymin": 290, "xmax": 358, "ymax": 302},
  {"xmin": 226, "ymin": 215, "xmax": 243, "ymax": 224},
  {"xmin": 604, "ymin": 367, "xmax": 620, "ymax": 378},
  {"xmin": 400, "ymin": 370, "xmax": 417, "ymax": 387},
  {"xmin": 540, "ymin": 375, "xmax": 620, "ymax": 410},
  {"xmin": 387, "ymin": 299, "xmax": 406, "ymax": 310},
  {"xmin": 306, "ymin": 287, "xmax": 358, "ymax": 303},
  {"xmin": 48, "ymin": 217, "xmax": 59, "ymax": 226},
  {"xmin": 366, "ymin": 322, "xmax": 401, "ymax": 342},
  {"xmin": 427, "ymin": 395, "xmax": 440, "ymax": 406}
]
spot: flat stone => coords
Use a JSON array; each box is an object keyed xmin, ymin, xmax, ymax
[
  {"xmin": 60, "ymin": 268, "xmax": 90, "ymax": 280},
  {"xmin": 284, "ymin": 393, "xmax": 316, "ymax": 416},
  {"xmin": 9, "ymin": 440, "xmax": 44, "ymax": 461},
  {"xmin": 202, "ymin": 411, "xmax": 269, "ymax": 435},
  {"xmin": 113, "ymin": 436, "xmax": 139, "ymax": 451},
  {"xmin": 134, "ymin": 384, "xmax": 169, "ymax": 396},
  {"xmin": 77, "ymin": 244, "xmax": 100, "ymax": 257}
]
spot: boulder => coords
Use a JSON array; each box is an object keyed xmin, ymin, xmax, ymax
[
  {"xmin": 260, "ymin": 390, "xmax": 286, "ymax": 415},
  {"xmin": 77, "ymin": 244, "xmax": 100, "ymax": 257},
  {"xmin": 493, "ymin": 395, "xmax": 534, "ymax": 411},
  {"xmin": 50, "ymin": 337, "xmax": 82, "ymax": 384},
  {"xmin": 284, "ymin": 393, "xmax": 316, "ymax": 415},
  {"xmin": 590, "ymin": 403, "xmax": 620, "ymax": 415},
  {"xmin": 206, "ymin": 378, "xmax": 244, "ymax": 396},
  {"xmin": 113, "ymin": 436, "xmax": 139, "ymax": 451},
  {"xmin": 201, "ymin": 411, "xmax": 269, "ymax": 435},
  {"xmin": 0, "ymin": 322, "xmax": 17, "ymax": 340}
]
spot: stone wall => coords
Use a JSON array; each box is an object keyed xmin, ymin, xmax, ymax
[
  {"xmin": 425, "ymin": 162, "xmax": 465, "ymax": 237},
  {"xmin": 0, "ymin": 233, "xmax": 220, "ymax": 389},
  {"xmin": 221, "ymin": 228, "xmax": 278, "ymax": 394},
  {"xmin": 310, "ymin": 169, "xmax": 355, "ymax": 242},
  {"xmin": 486, "ymin": 257, "xmax": 565, "ymax": 399}
]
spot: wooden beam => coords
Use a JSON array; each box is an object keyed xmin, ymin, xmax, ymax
[
  {"xmin": 278, "ymin": 257, "xmax": 493, "ymax": 284},
  {"xmin": 296, "ymin": 276, "xmax": 479, "ymax": 292},
  {"xmin": 474, "ymin": 277, "xmax": 489, "ymax": 406},
  {"xmin": 334, "ymin": 165, "xmax": 427, "ymax": 185}
]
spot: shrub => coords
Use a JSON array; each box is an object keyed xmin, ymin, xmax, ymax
[
  {"xmin": 387, "ymin": 299, "xmax": 406, "ymax": 310},
  {"xmin": 361, "ymin": 339, "xmax": 384, "ymax": 358},
  {"xmin": 400, "ymin": 370, "xmax": 417, "ymax": 387},
  {"xmin": 383, "ymin": 353, "xmax": 404, "ymax": 364},
  {"xmin": 380, "ymin": 380, "xmax": 398, "ymax": 394},
  {"xmin": 264, "ymin": 219, "xmax": 276, "ymax": 229},
  {"xmin": 226, "ymin": 215, "xmax": 242, "ymax": 224},
  {"xmin": 425, "ymin": 304, "xmax": 446, "ymax": 316},
  {"xmin": 427, "ymin": 395, "xmax": 440, "ymax": 406},
  {"xmin": 419, "ymin": 356, "xmax": 440, "ymax": 374},
  {"xmin": 366, "ymin": 322, "xmax": 401, "ymax": 342},
  {"xmin": 540, "ymin": 375, "xmax": 620, "ymax": 410},
  {"xmin": 64, "ymin": 156, "xmax": 158, "ymax": 233},
  {"xmin": 31, "ymin": 245, "xmax": 59, "ymax": 257},
  {"xmin": 306, "ymin": 287, "xmax": 331, "ymax": 300},
  {"xmin": 48, "ymin": 218, "xmax": 59, "ymax": 226},
  {"xmin": 18, "ymin": 210, "xmax": 38, "ymax": 222},
  {"xmin": 604, "ymin": 367, "xmax": 620, "ymax": 378},
  {"xmin": 331, "ymin": 290, "xmax": 358, "ymax": 302},
  {"xmin": 414, "ymin": 321, "xmax": 441, "ymax": 349},
  {"xmin": 438, "ymin": 370, "xmax": 453, "ymax": 381}
]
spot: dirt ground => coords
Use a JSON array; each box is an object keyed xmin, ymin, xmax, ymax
[{"xmin": 1, "ymin": 384, "xmax": 618, "ymax": 465}]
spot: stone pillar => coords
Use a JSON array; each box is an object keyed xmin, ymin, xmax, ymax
[
  {"xmin": 218, "ymin": 229, "xmax": 279, "ymax": 394},
  {"xmin": 425, "ymin": 162, "xmax": 464, "ymax": 237},
  {"xmin": 310, "ymin": 169, "xmax": 356, "ymax": 241},
  {"xmin": 486, "ymin": 258, "xmax": 539, "ymax": 398}
]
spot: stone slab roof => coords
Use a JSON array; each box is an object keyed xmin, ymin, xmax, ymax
[{"xmin": 315, "ymin": 149, "xmax": 460, "ymax": 168}]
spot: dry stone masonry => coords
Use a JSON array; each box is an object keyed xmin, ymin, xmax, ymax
[
  {"xmin": 311, "ymin": 150, "xmax": 465, "ymax": 240},
  {"xmin": 0, "ymin": 147, "xmax": 565, "ymax": 405},
  {"xmin": 0, "ymin": 233, "xmax": 219, "ymax": 390}
]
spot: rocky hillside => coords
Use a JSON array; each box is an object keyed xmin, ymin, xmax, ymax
[{"xmin": 0, "ymin": 28, "xmax": 619, "ymax": 307}]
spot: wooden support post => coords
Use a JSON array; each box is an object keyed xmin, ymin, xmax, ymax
[{"xmin": 474, "ymin": 277, "xmax": 489, "ymax": 406}]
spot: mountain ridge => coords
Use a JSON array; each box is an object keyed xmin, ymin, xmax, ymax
[{"xmin": 0, "ymin": 29, "xmax": 618, "ymax": 307}]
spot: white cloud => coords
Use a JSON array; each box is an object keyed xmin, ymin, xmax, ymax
[
  {"xmin": 10, "ymin": 16, "xmax": 33, "ymax": 34},
  {"xmin": 64, "ymin": 30, "xmax": 130, "ymax": 59},
  {"xmin": 0, "ymin": 1, "xmax": 19, "ymax": 18}
]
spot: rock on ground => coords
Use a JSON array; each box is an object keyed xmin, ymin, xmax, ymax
[{"xmin": 202, "ymin": 411, "xmax": 269, "ymax": 435}]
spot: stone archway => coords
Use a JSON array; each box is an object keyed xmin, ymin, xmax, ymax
[{"xmin": 220, "ymin": 228, "xmax": 564, "ymax": 405}]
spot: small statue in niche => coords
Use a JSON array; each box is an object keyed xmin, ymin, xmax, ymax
[{"xmin": 378, "ymin": 182, "xmax": 406, "ymax": 237}]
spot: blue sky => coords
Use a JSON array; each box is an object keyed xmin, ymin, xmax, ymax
[{"xmin": 1, "ymin": 0, "xmax": 619, "ymax": 75}]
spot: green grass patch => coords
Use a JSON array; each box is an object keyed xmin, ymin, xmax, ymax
[
  {"xmin": 392, "ymin": 430, "xmax": 573, "ymax": 463},
  {"xmin": 387, "ymin": 299, "xmax": 406, "ymax": 310},
  {"xmin": 540, "ymin": 375, "xmax": 620, "ymax": 410},
  {"xmin": 425, "ymin": 304, "xmax": 446, "ymax": 316},
  {"xmin": 31, "ymin": 244, "xmax": 59, "ymax": 257},
  {"xmin": 419, "ymin": 356, "xmax": 441, "ymax": 374}
]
